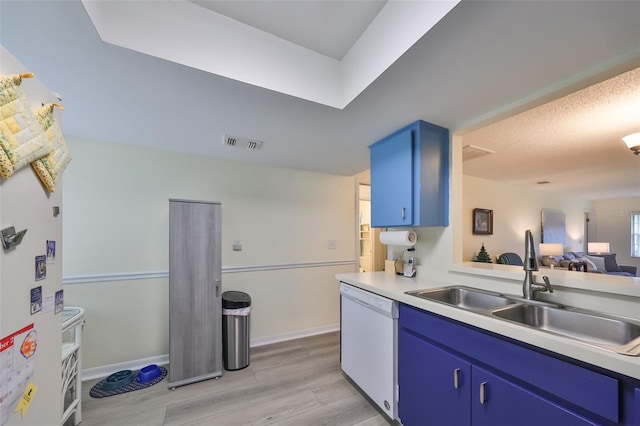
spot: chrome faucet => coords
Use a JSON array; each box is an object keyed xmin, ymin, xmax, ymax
[{"xmin": 523, "ymin": 229, "xmax": 554, "ymax": 300}]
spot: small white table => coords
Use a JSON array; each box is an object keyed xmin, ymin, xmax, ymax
[{"xmin": 61, "ymin": 307, "xmax": 85, "ymax": 426}]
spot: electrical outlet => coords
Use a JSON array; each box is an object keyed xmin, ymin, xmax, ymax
[
  {"xmin": 233, "ymin": 240, "xmax": 242, "ymax": 251},
  {"xmin": 327, "ymin": 240, "xmax": 337, "ymax": 250}
]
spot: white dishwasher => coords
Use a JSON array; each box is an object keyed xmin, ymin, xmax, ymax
[{"xmin": 340, "ymin": 282, "xmax": 398, "ymax": 420}]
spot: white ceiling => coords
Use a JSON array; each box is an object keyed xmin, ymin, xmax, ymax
[
  {"xmin": 80, "ymin": 0, "xmax": 459, "ymax": 108},
  {"xmin": 190, "ymin": 0, "xmax": 388, "ymax": 60},
  {"xmin": 1, "ymin": 0, "xmax": 639, "ymax": 200},
  {"xmin": 463, "ymin": 67, "xmax": 640, "ymax": 200}
]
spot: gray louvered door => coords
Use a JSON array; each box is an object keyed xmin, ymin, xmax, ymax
[{"xmin": 168, "ymin": 199, "xmax": 222, "ymax": 388}]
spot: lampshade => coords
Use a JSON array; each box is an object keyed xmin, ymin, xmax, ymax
[
  {"xmin": 538, "ymin": 243, "xmax": 563, "ymax": 256},
  {"xmin": 588, "ymin": 242, "xmax": 610, "ymax": 254},
  {"xmin": 622, "ymin": 132, "xmax": 640, "ymax": 155}
]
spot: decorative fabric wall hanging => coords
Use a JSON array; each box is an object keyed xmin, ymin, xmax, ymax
[
  {"xmin": 0, "ymin": 73, "xmax": 32, "ymax": 89},
  {"xmin": 0, "ymin": 133, "xmax": 13, "ymax": 179},
  {"xmin": 0, "ymin": 73, "xmax": 52, "ymax": 177},
  {"xmin": 31, "ymin": 103, "xmax": 72, "ymax": 192},
  {"xmin": 0, "ymin": 76, "xmax": 24, "ymax": 179}
]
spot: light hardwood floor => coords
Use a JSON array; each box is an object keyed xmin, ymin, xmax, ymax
[{"xmin": 76, "ymin": 332, "xmax": 398, "ymax": 425}]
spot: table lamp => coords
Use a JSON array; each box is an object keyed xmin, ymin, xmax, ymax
[
  {"xmin": 587, "ymin": 242, "xmax": 610, "ymax": 254},
  {"xmin": 539, "ymin": 243, "xmax": 563, "ymax": 267}
]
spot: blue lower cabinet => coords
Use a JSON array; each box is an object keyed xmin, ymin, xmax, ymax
[
  {"xmin": 634, "ymin": 388, "xmax": 640, "ymax": 425},
  {"xmin": 399, "ymin": 328, "xmax": 471, "ymax": 425},
  {"xmin": 398, "ymin": 303, "xmax": 638, "ymax": 426},
  {"xmin": 472, "ymin": 365, "xmax": 595, "ymax": 426}
]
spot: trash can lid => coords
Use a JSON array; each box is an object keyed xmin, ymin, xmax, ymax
[{"xmin": 222, "ymin": 291, "xmax": 251, "ymax": 308}]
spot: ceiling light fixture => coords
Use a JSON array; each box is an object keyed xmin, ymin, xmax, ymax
[{"xmin": 622, "ymin": 132, "xmax": 640, "ymax": 155}]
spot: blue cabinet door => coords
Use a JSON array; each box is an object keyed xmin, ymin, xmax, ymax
[
  {"xmin": 472, "ymin": 365, "xmax": 597, "ymax": 426},
  {"xmin": 370, "ymin": 127, "xmax": 413, "ymax": 227},
  {"xmin": 413, "ymin": 121, "xmax": 449, "ymax": 226},
  {"xmin": 399, "ymin": 328, "xmax": 471, "ymax": 426},
  {"xmin": 369, "ymin": 120, "xmax": 449, "ymax": 227}
]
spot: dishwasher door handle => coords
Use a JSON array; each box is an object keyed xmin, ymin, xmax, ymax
[{"xmin": 349, "ymin": 297, "xmax": 372, "ymax": 309}]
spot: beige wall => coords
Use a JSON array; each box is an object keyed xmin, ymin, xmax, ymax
[
  {"xmin": 62, "ymin": 137, "xmax": 357, "ymax": 369},
  {"xmin": 372, "ymin": 135, "xmax": 596, "ymax": 275},
  {"xmin": 65, "ymin": 134, "xmax": 632, "ymax": 371},
  {"xmin": 593, "ymin": 197, "xmax": 640, "ymax": 270},
  {"xmin": 461, "ymin": 175, "xmax": 594, "ymax": 262}
]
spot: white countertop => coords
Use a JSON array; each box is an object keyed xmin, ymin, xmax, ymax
[{"xmin": 336, "ymin": 271, "xmax": 640, "ymax": 381}]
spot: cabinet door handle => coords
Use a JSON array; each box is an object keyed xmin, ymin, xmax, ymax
[
  {"xmin": 453, "ymin": 368, "xmax": 461, "ymax": 389},
  {"xmin": 479, "ymin": 382, "xmax": 487, "ymax": 404},
  {"xmin": 401, "ymin": 207, "xmax": 406, "ymax": 221}
]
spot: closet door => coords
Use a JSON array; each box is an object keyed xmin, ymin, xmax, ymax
[{"xmin": 168, "ymin": 199, "xmax": 222, "ymax": 388}]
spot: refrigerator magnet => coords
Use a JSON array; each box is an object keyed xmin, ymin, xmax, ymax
[
  {"xmin": 54, "ymin": 290, "xmax": 64, "ymax": 314},
  {"xmin": 46, "ymin": 240, "xmax": 56, "ymax": 264},
  {"xmin": 30, "ymin": 286, "xmax": 42, "ymax": 315},
  {"xmin": 35, "ymin": 255, "xmax": 46, "ymax": 281}
]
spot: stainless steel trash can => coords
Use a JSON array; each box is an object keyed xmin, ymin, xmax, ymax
[{"xmin": 222, "ymin": 291, "xmax": 251, "ymax": 371}]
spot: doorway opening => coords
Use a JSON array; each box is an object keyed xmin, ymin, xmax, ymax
[{"xmin": 358, "ymin": 184, "xmax": 386, "ymax": 272}]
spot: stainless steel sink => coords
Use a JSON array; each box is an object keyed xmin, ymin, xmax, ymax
[
  {"xmin": 492, "ymin": 304, "xmax": 640, "ymax": 356},
  {"xmin": 406, "ymin": 286, "xmax": 517, "ymax": 311},
  {"xmin": 406, "ymin": 285, "xmax": 640, "ymax": 356}
]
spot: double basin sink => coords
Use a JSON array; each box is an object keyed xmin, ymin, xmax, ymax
[{"xmin": 406, "ymin": 286, "xmax": 640, "ymax": 356}]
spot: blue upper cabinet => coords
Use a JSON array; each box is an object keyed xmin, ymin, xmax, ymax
[
  {"xmin": 369, "ymin": 120, "xmax": 449, "ymax": 228},
  {"xmin": 370, "ymin": 126, "xmax": 414, "ymax": 227}
]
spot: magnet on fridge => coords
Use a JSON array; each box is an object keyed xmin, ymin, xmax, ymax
[{"xmin": 1, "ymin": 226, "xmax": 27, "ymax": 250}]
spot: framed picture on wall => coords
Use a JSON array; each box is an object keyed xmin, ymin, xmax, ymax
[{"xmin": 473, "ymin": 208, "xmax": 493, "ymax": 235}]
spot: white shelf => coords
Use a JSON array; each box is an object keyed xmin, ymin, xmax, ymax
[{"xmin": 61, "ymin": 307, "xmax": 85, "ymax": 426}]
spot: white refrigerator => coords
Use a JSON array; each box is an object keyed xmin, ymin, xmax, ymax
[{"xmin": 0, "ymin": 46, "xmax": 64, "ymax": 425}]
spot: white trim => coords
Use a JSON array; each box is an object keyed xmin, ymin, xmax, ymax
[
  {"xmin": 63, "ymin": 271, "xmax": 168, "ymax": 285},
  {"xmin": 250, "ymin": 323, "xmax": 340, "ymax": 348},
  {"xmin": 81, "ymin": 354, "xmax": 169, "ymax": 382},
  {"xmin": 223, "ymin": 260, "xmax": 355, "ymax": 274},
  {"xmin": 63, "ymin": 260, "xmax": 356, "ymax": 285},
  {"xmin": 81, "ymin": 325, "xmax": 340, "ymax": 382}
]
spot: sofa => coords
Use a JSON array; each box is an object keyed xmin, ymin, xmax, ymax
[{"xmin": 540, "ymin": 251, "xmax": 637, "ymax": 277}]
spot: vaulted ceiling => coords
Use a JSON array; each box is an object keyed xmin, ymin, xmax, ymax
[{"xmin": 1, "ymin": 0, "xmax": 639, "ymax": 199}]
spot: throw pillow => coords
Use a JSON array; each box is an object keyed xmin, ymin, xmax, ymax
[
  {"xmin": 591, "ymin": 253, "xmax": 622, "ymax": 273},
  {"xmin": 559, "ymin": 259, "xmax": 572, "ymax": 268},
  {"xmin": 584, "ymin": 255, "xmax": 606, "ymax": 272},
  {"xmin": 540, "ymin": 256, "xmax": 561, "ymax": 267},
  {"xmin": 576, "ymin": 257, "xmax": 598, "ymax": 272},
  {"xmin": 563, "ymin": 252, "xmax": 576, "ymax": 260}
]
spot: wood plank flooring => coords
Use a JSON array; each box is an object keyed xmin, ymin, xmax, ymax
[{"xmin": 75, "ymin": 332, "xmax": 398, "ymax": 425}]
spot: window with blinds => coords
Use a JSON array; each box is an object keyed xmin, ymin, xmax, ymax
[{"xmin": 632, "ymin": 213, "xmax": 640, "ymax": 257}]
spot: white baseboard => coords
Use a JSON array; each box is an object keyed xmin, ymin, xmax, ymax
[
  {"xmin": 81, "ymin": 324, "xmax": 340, "ymax": 382},
  {"xmin": 250, "ymin": 323, "xmax": 340, "ymax": 347},
  {"xmin": 81, "ymin": 354, "xmax": 169, "ymax": 382}
]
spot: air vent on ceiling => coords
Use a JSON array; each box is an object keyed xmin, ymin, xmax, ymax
[
  {"xmin": 462, "ymin": 145, "xmax": 495, "ymax": 161},
  {"xmin": 223, "ymin": 135, "xmax": 264, "ymax": 151}
]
